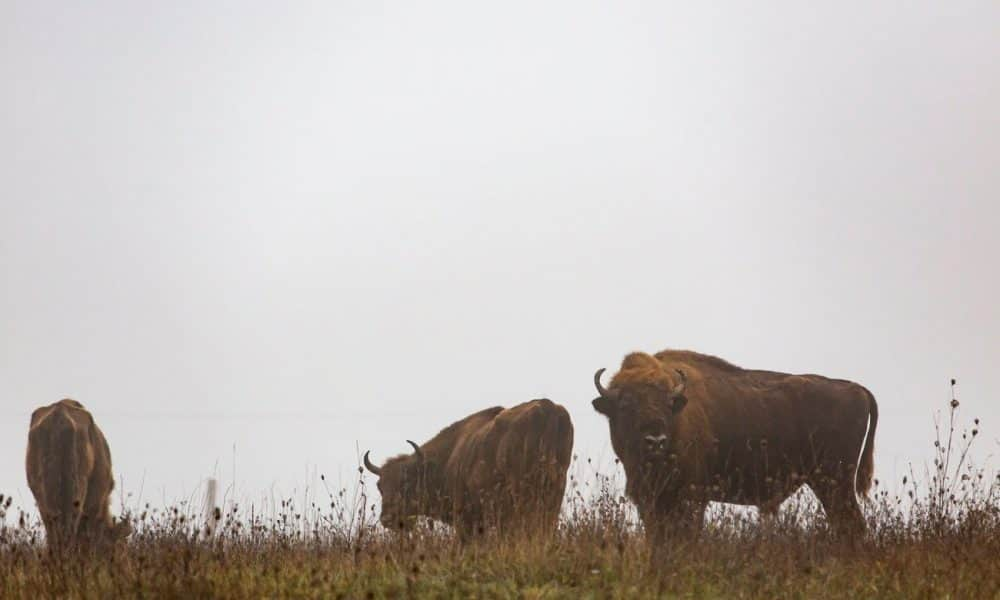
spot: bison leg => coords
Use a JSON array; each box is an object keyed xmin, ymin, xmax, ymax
[
  {"xmin": 682, "ymin": 500, "xmax": 708, "ymax": 534},
  {"xmin": 811, "ymin": 473, "xmax": 865, "ymax": 536},
  {"xmin": 80, "ymin": 474, "xmax": 113, "ymax": 545},
  {"xmin": 644, "ymin": 500, "xmax": 707, "ymax": 566},
  {"xmin": 758, "ymin": 497, "xmax": 783, "ymax": 526},
  {"xmin": 454, "ymin": 510, "xmax": 487, "ymax": 545}
]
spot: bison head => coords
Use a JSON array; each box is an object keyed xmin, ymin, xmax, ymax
[
  {"xmin": 363, "ymin": 440, "xmax": 429, "ymax": 530},
  {"xmin": 591, "ymin": 360, "xmax": 688, "ymax": 468}
]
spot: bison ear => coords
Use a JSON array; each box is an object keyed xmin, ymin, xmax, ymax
[
  {"xmin": 671, "ymin": 394, "xmax": 688, "ymax": 414},
  {"xmin": 592, "ymin": 396, "xmax": 615, "ymax": 416}
]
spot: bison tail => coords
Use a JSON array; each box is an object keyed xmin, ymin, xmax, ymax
[{"xmin": 855, "ymin": 388, "xmax": 878, "ymax": 497}]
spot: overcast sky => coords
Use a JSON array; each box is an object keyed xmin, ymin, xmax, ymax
[{"xmin": 2, "ymin": 1, "xmax": 998, "ymax": 516}]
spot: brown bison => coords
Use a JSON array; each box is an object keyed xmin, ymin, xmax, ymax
[
  {"xmin": 26, "ymin": 399, "xmax": 130, "ymax": 548},
  {"xmin": 363, "ymin": 398, "xmax": 574, "ymax": 539},
  {"xmin": 592, "ymin": 350, "xmax": 877, "ymax": 548}
]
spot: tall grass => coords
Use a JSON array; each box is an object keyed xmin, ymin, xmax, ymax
[{"xmin": 2, "ymin": 394, "xmax": 999, "ymax": 599}]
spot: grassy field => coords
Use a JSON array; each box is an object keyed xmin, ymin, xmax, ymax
[{"xmin": 2, "ymin": 404, "xmax": 999, "ymax": 599}]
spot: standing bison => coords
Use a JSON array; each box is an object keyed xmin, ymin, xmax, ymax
[
  {"xmin": 592, "ymin": 350, "xmax": 877, "ymax": 549},
  {"xmin": 26, "ymin": 399, "xmax": 130, "ymax": 548},
  {"xmin": 364, "ymin": 398, "xmax": 573, "ymax": 539}
]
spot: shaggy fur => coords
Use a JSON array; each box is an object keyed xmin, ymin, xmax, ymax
[
  {"xmin": 25, "ymin": 399, "xmax": 130, "ymax": 548},
  {"xmin": 367, "ymin": 399, "xmax": 574, "ymax": 539},
  {"xmin": 592, "ymin": 350, "xmax": 878, "ymax": 548}
]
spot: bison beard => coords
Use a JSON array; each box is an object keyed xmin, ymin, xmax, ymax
[
  {"xmin": 363, "ymin": 399, "xmax": 574, "ymax": 540},
  {"xmin": 592, "ymin": 350, "xmax": 878, "ymax": 555}
]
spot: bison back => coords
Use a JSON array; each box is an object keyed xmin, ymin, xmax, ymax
[{"xmin": 494, "ymin": 400, "xmax": 573, "ymax": 506}]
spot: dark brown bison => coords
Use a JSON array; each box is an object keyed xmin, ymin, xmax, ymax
[
  {"xmin": 26, "ymin": 399, "xmax": 130, "ymax": 548},
  {"xmin": 363, "ymin": 398, "xmax": 573, "ymax": 539},
  {"xmin": 592, "ymin": 350, "xmax": 877, "ymax": 548}
]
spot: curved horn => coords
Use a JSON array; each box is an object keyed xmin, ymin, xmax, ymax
[
  {"xmin": 363, "ymin": 450, "xmax": 382, "ymax": 476},
  {"xmin": 670, "ymin": 369, "xmax": 687, "ymax": 397},
  {"xmin": 593, "ymin": 368, "xmax": 616, "ymax": 398},
  {"xmin": 406, "ymin": 440, "xmax": 424, "ymax": 461}
]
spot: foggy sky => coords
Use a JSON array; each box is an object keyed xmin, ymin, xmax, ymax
[{"xmin": 2, "ymin": 1, "xmax": 999, "ymax": 516}]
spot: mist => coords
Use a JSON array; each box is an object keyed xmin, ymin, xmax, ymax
[{"xmin": 2, "ymin": 1, "xmax": 998, "ymax": 514}]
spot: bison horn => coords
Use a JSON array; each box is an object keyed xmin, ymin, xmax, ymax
[
  {"xmin": 594, "ymin": 368, "xmax": 617, "ymax": 398},
  {"xmin": 670, "ymin": 369, "xmax": 687, "ymax": 398},
  {"xmin": 406, "ymin": 440, "xmax": 424, "ymax": 462},
  {"xmin": 363, "ymin": 450, "xmax": 382, "ymax": 476}
]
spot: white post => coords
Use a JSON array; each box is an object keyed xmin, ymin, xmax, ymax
[{"xmin": 203, "ymin": 478, "xmax": 218, "ymax": 537}]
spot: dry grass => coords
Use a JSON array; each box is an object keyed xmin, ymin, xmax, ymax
[{"xmin": 2, "ymin": 398, "xmax": 999, "ymax": 599}]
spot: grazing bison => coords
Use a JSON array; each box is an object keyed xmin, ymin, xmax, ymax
[
  {"xmin": 592, "ymin": 350, "xmax": 877, "ymax": 548},
  {"xmin": 26, "ymin": 399, "xmax": 130, "ymax": 548},
  {"xmin": 363, "ymin": 398, "xmax": 573, "ymax": 539}
]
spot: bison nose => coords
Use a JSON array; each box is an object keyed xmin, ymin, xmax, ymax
[
  {"xmin": 644, "ymin": 434, "xmax": 669, "ymax": 454},
  {"xmin": 643, "ymin": 433, "xmax": 667, "ymax": 452}
]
